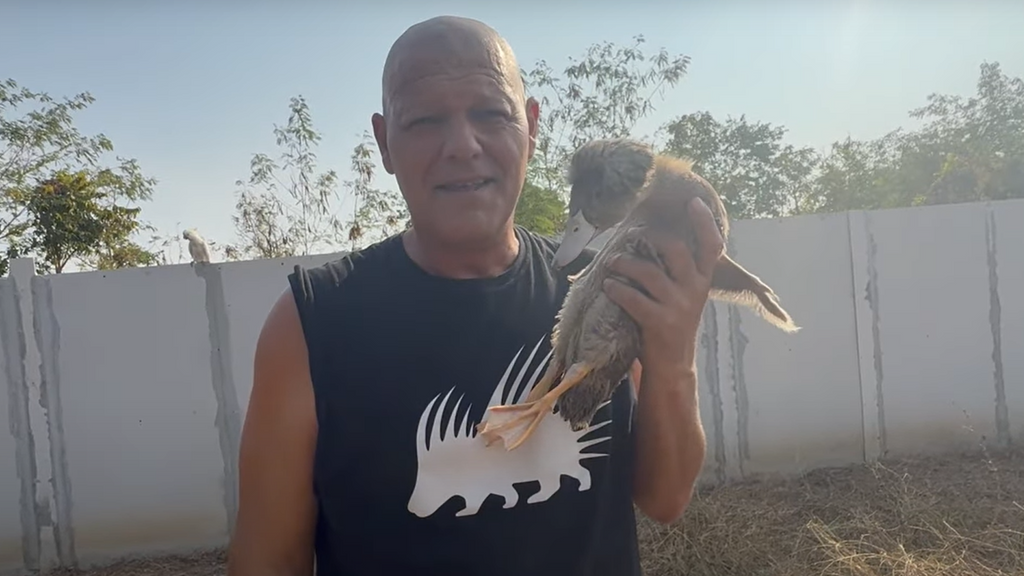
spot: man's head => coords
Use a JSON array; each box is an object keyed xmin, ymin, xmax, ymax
[{"xmin": 371, "ymin": 16, "xmax": 540, "ymax": 249}]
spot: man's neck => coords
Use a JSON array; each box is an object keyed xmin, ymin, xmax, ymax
[{"xmin": 402, "ymin": 226, "xmax": 520, "ymax": 279}]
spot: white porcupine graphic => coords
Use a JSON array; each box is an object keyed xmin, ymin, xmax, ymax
[{"xmin": 407, "ymin": 337, "xmax": 614, "ymax": 518}]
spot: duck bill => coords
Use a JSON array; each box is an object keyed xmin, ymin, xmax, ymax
[{"xmin": 552, "ymin": 211, "xmax": 599, "ymax": 269}]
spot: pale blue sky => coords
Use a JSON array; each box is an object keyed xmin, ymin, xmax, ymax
[{"xmin": 3, "ymin": 1, "xmax": 1022, "ymax": 259}]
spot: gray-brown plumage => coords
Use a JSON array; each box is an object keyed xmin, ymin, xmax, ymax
[{"xmin": 477, "ymin": 137, "xmax": 798, "ymax": 451}]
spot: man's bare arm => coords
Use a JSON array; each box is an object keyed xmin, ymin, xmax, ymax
[{"xmin": 227, "ymin": 291, "xmax": 318, "ymax": 576}]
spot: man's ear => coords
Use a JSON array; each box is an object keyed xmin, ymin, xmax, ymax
[
  {"xmin": 525, "ymin": 97, "xmax": 540, "ymax": 160},
  {"xmin": 371, "ymin": 112, "xmax": 394, "ymax": 174}
]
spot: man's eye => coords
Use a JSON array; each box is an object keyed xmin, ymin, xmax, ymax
[
  {"xmin": 408, "ymin": 116, "xmax": 440, "ymax": 127},
  {"xmin": 477, "ymin": 109, "xmax": 509, "ymax": 121}
]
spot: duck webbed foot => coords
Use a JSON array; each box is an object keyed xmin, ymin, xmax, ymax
[{"xmin": 476, "ymin": 362, "xmax": 593, "ymax": 451}]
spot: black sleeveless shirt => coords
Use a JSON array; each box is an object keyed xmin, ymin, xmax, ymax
[{"xmin": 287, "ymin": 226, "xmax": 641, "ymax": 576}]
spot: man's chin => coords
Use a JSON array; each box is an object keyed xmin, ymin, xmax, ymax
[{"xmin": 430, "ymin": 211, "xmax": 515, "ymax": 245}]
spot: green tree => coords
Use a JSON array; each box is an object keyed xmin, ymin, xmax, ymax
[
  {"xmin": 509, "ymin": 36, "xmax": 690, "ymax": 236},
  {"xmin": 344, "ymin": 131, "xmax": 408, "ymax": 250},
  {"xmin": 23, "ymin": 169, "xmax": 150, "ymax": 274},
  {"xmin": 674, "ymin": 61, "xmax": 1024, "ymax": 219},
  {"xmin": 89, "ymin": 240, "xmax": 162, "ymax": 271},
  {"xmin": 514, "ymin": 181, "xmax": 566, "ymax": 236},
  {"xmin": 228, "ymin": 98, "xmax": 407, "ymax": 259},
  {"xmin": 806, "ymin": 61, "xmax": 1023, "ymax": 214},
  {"xmin": 803, "ymin": 132, "xmax": 906, "ymax": 213},
  {"xmin": 906, "ymin": 61, "xmax": 1024, "ymax": 206},
  {"xmin": 228, "ymin": 95, "xmax": 342, "ymax": 260},
  {"xmin": 0, "ymin": 78, "xmax": 157, "ymax": 273},
  {"xmin": 660, "ymin": 111, "xmax": 820, "ymax": 219},
  {"xmin": 522, "ymin": 35, "xmax": 691, "ymax": 198},
  {"xmin": 229, "ymin": 188, "xmax": 296, "ymax": 260}
]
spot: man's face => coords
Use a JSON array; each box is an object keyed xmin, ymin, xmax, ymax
[{"xmin": 372, "ymin": 57, "xmax": 540, "ymax": 247}]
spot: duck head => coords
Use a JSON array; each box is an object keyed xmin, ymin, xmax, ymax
[{"xmin": 552, "ymin": 138, "xmax": 657, "ymax": 268}]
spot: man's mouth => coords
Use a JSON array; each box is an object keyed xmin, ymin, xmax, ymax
[{"xmin": 436, "ymin": 178, "xmax": 495, "ymax": 193}]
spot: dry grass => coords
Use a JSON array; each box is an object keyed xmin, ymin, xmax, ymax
[
  {"xmin": 45, "ymin": 550, "xmax": 226, "ymax": 576},
  {"xmin": 48, "ymin": 448, "xmax": 1023, "ymax": 576},
  {"xmin": 639, "ymin": 446, "xmax": 1024, "ymax": 576}
]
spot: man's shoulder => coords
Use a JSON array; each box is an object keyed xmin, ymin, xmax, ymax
[{"xmin": 287, "ymin": 234, "xmax": 402, "ymax": 307}]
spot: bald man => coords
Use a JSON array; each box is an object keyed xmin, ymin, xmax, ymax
[{"xmin": 227, "ymin": 15, "xmax": 722, "ymax": 576}]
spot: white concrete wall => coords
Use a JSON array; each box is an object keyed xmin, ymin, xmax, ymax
[
  {"xmin": 1, "ymin": 198, "xmax": 1022, "ymax": 573},
  {"xmin": 0, "ymin": 253, "xmax": 341, "ymax": 575},
  {"xmin": 0, "ymin": 276, "xmax": 30, "ymax": 573}
]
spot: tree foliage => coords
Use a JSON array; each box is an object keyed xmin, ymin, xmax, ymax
[
  {"xmin": 660, "ymin": 61, "xmax": 1023, "ymax": 220},
  {"xmin": 522, "ymin": 35, "xmax": 690, "ymax": 196},
  {"xmin": 0, "ymin": 78, "xmax": 158, "ymax": 274},
  {"xmin": 801, "ymin": 62, "xmax": 1024, "ymax": 214},
  {"xmin": 228, "ymin": 97, "xmax": 407, "ymax": 259},
  {"xmin": 511, "ymin": 35, "xmax": 691, "ymax": 235},
  {"xmin": 344, "ymin": 131, "xmax": 408, "ymax": 250},
  {"xmin": 661, "ymin": 111, "xmax": 819, "ymax": 219},
  {"xmin": 803, "ymin": 133, "xmax": 907, "ymax": 213},
  {"xmin": 22, "ymin": 169, "xmax": 150, "ymax": 273},
  {"xmin": 514, "ymin": 181, "xmax": 567, "ymax": 236},
  {"xmin": 904, "ymin": 61, "xmax": 1024, "ymax": 206},
  {"xmin": 228, "ymin": 96, "xmax": 341, "ymax": 260}
]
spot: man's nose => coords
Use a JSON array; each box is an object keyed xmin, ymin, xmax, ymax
[{"xmin": 441, "ymin": 116, "xmax": 484, "ymax": 161}]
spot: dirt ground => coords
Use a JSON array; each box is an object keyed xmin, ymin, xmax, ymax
[{"xmin": 47, "ymin": 447, "xmax": 1024, "ymax": 576}]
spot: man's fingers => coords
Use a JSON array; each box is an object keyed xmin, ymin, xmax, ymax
[
  {"xmin": 647, "ymin": 231, "xmax": 695, "ymax": 286},
  {"xmin": 688, "ymin": 197, "xmax": 725, "ymax": 279},
  {"xmin": 606, "ymin": 254, "xmax": 675, "ymax": 304},
  {"xmin": 603, "ymin": 277, "xmax": 660, "ymax": 327}
]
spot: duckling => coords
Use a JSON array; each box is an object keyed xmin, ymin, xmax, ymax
[
  {"xmin": 477, "ymin": 138, "xmax": 798, "ymax": 451},
  {"xmin": 553, "ymin": 138, "xmax": 797, "ymax": 331}
]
